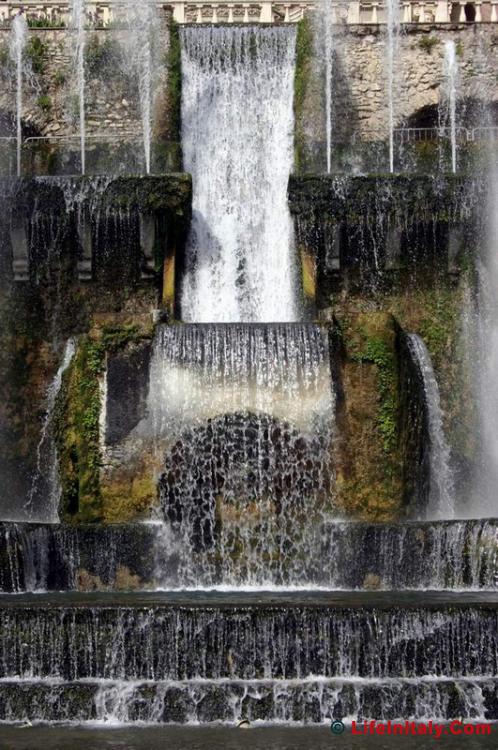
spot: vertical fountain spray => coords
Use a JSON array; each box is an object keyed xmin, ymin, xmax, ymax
[
  {"xmin": 443, "ymin": 40, "xmax": 458, "ymax": 174},
  {"xmin": 9, "ymin": 12, "xmax": 27, "ymax": 178},
  {"xmin": 180, "ymin": 27, "xmax": 299, "ymax": 323},
  {"xmin": 122, "ymin": 1, "xmax": 158, "ymax": 174},
  {"xmin": 386, "ymin": 0, "xmax": 400, "ymax": 173},
  {"xmin": 70, "ymin": 0, "xmax": 86, "ymax": 175},
  {"xmin": 323, "ymin": 1, "xmax": 334, "ymax": 173}
]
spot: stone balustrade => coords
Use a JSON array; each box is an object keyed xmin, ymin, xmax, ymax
[{"xmin": 0, "ymin": 0, "xmax": 496, "ymax": 25}]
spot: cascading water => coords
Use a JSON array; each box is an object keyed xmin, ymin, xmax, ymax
[
  {"xmin": 9, "ymin": 12, "xmax": 27, "ymax": 178},
  {"xmin": 442, "ymin": 40, "xmax": 458, "ymax": 174},
  {"xmin": 180, "ymin": 27, "xmax": 299, "ymax": 323},
  {"xmin": 474, "ymin": 168, "xmax": 498, "ymax": 516},
  {"xmin": 121, "ymin": 1, "xmax": 158, "ymax": 174},
  {"xmin": 145, "ymin": 323, "xmax": 335, "ymax": 586},
  {"xmin": 386, "ymin": 0, "xmax": 400, "ymax": 173},
  {"xmin": 323, "ymin": 1, "xmax": 335, "ymax": 173},
  {"xmin": 406, "ymin": 334, "xmax": 454, "ymax": 519},
  {"xmin": 25, "ymin": 339, "xmax": 76, "ymax": 523},
  {"xmin": 70, "ymin": 0, "xmax": 86, "ymax": 175}
]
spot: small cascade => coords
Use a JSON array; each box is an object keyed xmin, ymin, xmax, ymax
[
  {"xmin": 442, "ymin": 40, "xmax": 459, "ymax": 173},
  {"xmin": 386, "ymin": 0, "xmax": 400, "ymax": 173},
  {"xmin": 180, "ymin": 27, "xmax": 299, "ymax": 322},
  {"xmin": 1, "ymin": 599, "xmax": 498, "ymax": 682},
  {"xmin": 1, "ymin": 518, "xmax": 497, "ymax": 592},
  {"xmin": 121, "ymin": 2, "xmax": 159, "ymax": 174},
  {"xmin": 70, "ymin": 0, "xmax": 86, "ymax": 175},
  {"xmin": 406, "ymin": 334, "xmax": 454, "ymax": 519},
  {"xmin": 25, "ymin": 339, "xmax": 76, "ymax": 523},
  {"xmin": 146, "ymin": 323, "xmax": 335, "ymax": 586},
  {"xmin": 9, "ymin": 12, "xmax": 27, "ymax": 178}
]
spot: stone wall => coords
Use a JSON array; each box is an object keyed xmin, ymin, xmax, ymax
[
  {"xmin": 0, "ymin": 9, "xmax": 176, "ymax": 172},
  {"xmin": 297, "ymin": 20, "xmax": 498, "ymax": 169}
]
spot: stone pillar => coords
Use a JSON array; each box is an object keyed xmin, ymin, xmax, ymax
[
  {"xmin": 459, "ymin": 1, "xmax": 466, "ymax": 21},
  {"xmin": 492, "ymin": 0, "xmax": 498, "ymax": 21},
  {"xmin": 385, "ymin": 224, "xmax": 401, "ymax": 270},
  {"xmin": 435, "ymin": 0, "xmax": 450, "ymax": 21},
  {"xmin": 172, "ymin": 1, "xmax": 186, "ymax": 23},
  {"xmin": 371, "ymin": 2, "xmax": 379, "ymax": 23},
  {"xmin": 448, "ymin": 226, "xmax": 462, "ymax": 275},
  {"xmin": 77, "ymin": 213, "xmax": 93, "ymax": 281},
  {"xmin": 348, "ymin": 1, "xmax": 361, "ymax": 23},
  {"xmin": 140, "ymin": 215, "xmax": 157, "ymax": 279},
  {"xmin": 475, "ymin": 1, "xmax": 482, "ymax": 20},
  {"xmin": 10, "ymin": 219, "xmax": 29, "ymax": 282},
  {"xmin": 260, "ymin": 0, "xmax": 273, "ymax": 21},
  {"xmin": 162, "ymin": 228, "xmax": 176, "ymax": 317}
]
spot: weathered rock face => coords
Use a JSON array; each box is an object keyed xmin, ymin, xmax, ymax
[{"xmin": 0, "ymin": 174, "xmax": 191, "ymax": 522}]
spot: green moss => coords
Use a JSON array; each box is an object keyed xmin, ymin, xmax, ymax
[
  {"xmin": 163, "ymin": 18, "xmax": 182, "ymax": 159},
  {"xmin": 55, "ymin": 324, "xmax": 143, "ymax": 524},
  {"xmin": 293, "ymin": 17, "xmax": 313, "ymax": 171},
  {"xmin": 352, "ymin": 334, "xmax": 398, "ymax": 455}
]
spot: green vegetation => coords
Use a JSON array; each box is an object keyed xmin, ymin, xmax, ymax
[
  {"xmin": 27, "ymin": 16, "xmax": 65, "ymax": 29},
  {"xmin": 55, "ymin": 324, "xmax": 141, "ymax": 523},
  {"xmin": 37, "ymin": 93, "xmax": 52, "ymax": 112},
  {"xmin": 352, "ymin": 334, "xmax": 397, "ymax": 455},
  {"xmin": 54, "ymin": 70, "xmax": 67, "ymax": 87},
  {"xmin": 293, "ymin": 17, "xmax": 313, "ymax": 171},
  {"xmin": 163, "ymin": 19, "xmax": 183, "ymax": 153},
  {"xmin": 418, "ymin": 35, "xmax": 439, "ymax": 54},
  {"xmin": 26, "ymin": 36, "xmax": 48, "ymax": 74}
]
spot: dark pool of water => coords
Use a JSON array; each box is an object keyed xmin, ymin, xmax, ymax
[{"xmin": 0, "ymin": 726, "xmax": 496, "ymax": 750}]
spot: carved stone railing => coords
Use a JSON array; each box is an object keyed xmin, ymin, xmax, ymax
[{"xmin": 0, "ymin": 0, "xmax": 496, "ymax": 25}]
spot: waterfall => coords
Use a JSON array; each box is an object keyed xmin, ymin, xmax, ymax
[
  {"xmin": 323, "ymin": 1, "xmax": 335, "ymax": 173},
  {"xmin": 386, "ymin": 0, "xmax": 400, "ymax": 173},
  {"xmin": 1, "ymin": 518, "xmax": 497, "ymax": 592},
  {"xmin": 70, "ymin": 0, "xmax": 86, "ymax": 175},
  {"xmin": 9, "ymin": 12, "xmax": 27, "ymax": 178},
  {"xmin": 146, "ymin": 323, "xmax": 335, "ymax": 586},
  {"xmin": 121, "ymin": 1, "xmax": 158, "ymax": 174},
  {"xmin": 406, "ymin": 334, "xmax": 454, "ymax": 520},
  {"xmin": 180, "ymin": 27, "xmax": 299, "ymax": 323},
  {"xmin": 442, "ymin": 40, "xmax": 458, "ymax": 174},
  {"xmin": 25, "ymin": 339, "xmax": 76, "ymax": 523},
  {"xmin": 474, "ymin": 169, "xmax": 498, "ymax": 516}
]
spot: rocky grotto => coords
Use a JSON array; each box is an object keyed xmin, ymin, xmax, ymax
[{"xmin": 0, "ymin": 1, "xmax": 498, "ymax": 748}]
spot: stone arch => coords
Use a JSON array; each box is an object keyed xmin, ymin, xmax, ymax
[{"xmin": 405, "ymin": 104, "xmax": 439, "ymax": 130}]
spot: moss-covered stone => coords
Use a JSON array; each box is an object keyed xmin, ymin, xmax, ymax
[
  {"xmin": 55, "ymin": 322, "xmax": 153, "ymax": 523},
  {"xmin": 334, "ymin": 312, "xmax": 403, "ymax": 520}
]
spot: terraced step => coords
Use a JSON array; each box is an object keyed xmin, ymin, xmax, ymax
[
  {"xmin": 1, "ymin": 519, "xmax": 497, "ymax": 591},
  {"xmin": 0, "ymin": 592, "xmax": 497, "ymax": 681},
  {"xmin": 0, "ymin": 677, "xmax": 496, "ymax": 724}
]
